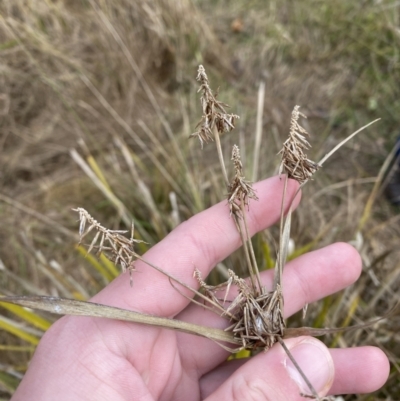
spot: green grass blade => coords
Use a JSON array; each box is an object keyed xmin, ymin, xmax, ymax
[
  {"xmin": 330, "ymin": 295, "xmax": 360, "ymax": 347},
  {"xmin": 0, "ymin": 318, "xmax": 40, "ymax": 345},
  {"xmin": 86, "ymin": 155, "xmax": 111, "ymax": 191},
  {"xmin": 0, "ymin": 370, "xmax": 20, "ymax": 393},
  {"xmin": 99, "ymin": 253, "xmax": 119, "ymax": 278},
  {"xmin": 0, "ymin": 301, "xmax": 51, "ymax": 331},
  {"xmin": 76, "ymin": 245, "xmax": 114, "ymax": 283},
  {"xmin": 0, "ymin": 345, "xmax": 35, "ymax": 352}
]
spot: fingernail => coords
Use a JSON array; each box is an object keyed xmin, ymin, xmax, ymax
[{"xmin": 284, "ymin": 339, "xmax": 334, "ymax": 395}]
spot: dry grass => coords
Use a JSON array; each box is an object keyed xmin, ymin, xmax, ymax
[{"xmin": 0, "ymin": 0, "xmax": 400, "ymax": 399}]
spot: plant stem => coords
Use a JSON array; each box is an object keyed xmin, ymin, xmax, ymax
[
  {"xmin": 213, "ymin": 125, "xmax": 229, "ymax": 188},
  {"xmin": 274, "ymin": 175, "xmax": 289, "ymax": 289},
  {"xmin": 240, "ymin": 199, "xmax": 263, "ymax": 295},
  {"xmin": 234, "ymin": 214, "xmax": 258, "ymax": 293},
  {"xmin": 278, "ymin": 338, "xmax": 321, "ymax": 401},
  {"xmin": 252, "ymin": 81, "xmax": 265, "ymax": 182}
]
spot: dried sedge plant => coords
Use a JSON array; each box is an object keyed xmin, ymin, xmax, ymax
[
  {"xmin": 190, "ymin": 65, "xmax": 239, "ymax": 148},
  {"xmin": 188, "ymin": 70, "xmax": 384, "ymax": 400},
  {"xmin": 0, "ymin": 67, "xmax": 386, "ymax": 401},
  {"xmin": 60, "ymin": 73, "xmax": 388, "ymax": 401},
  {"xmin": 228, "ymin": 145, "xmax": 258, "ymax": 216},
  {"xmin": 191, "ymin": 64, "xmax": 239, "ymax": 186},
  {"xmin": 191, "ymin": 65, "xmax": 264, "ymax": 299},
  {"xmin": 73, "ymin": 208, "xmax": 239, "ymax": 323},
  {"xmin": 195, "ymin": 268, "xmax": 285, "ymax": 350},
  {"xmin": 190, "ymin": 69, "xmax": 321, "ymax": 398},
  {"xmin": 73, "ymin": 207, "xmax": 143, "ymax": 284},
  {"xmin": 279, "ymin": 105, "xmax": 320, "ymax": 185}
]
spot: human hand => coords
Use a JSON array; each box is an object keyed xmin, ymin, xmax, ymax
[{"xmin": 11, "ymin": 176, "xmax": 389, "ymax": 401}]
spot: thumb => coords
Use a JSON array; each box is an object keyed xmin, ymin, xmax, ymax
[{"xmin": 204, "ymin": 337, "xmax": 334, "ymax": 401}]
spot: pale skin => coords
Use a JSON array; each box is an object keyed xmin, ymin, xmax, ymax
[{"xmin": 11, "ymin": 177, "xmax": 389, "ymax": 401}]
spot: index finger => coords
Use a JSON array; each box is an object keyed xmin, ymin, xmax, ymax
[{"xmin": 92, "ymin": 176, "xmax": 300, "ymax": 317}]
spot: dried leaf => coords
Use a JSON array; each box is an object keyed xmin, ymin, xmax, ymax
[{"xmin": 0, "ymin": 296, "xmax": 238, "ymax": 345}]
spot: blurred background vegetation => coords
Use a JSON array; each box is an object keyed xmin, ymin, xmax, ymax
[{"xmin": 0, "ymin": 0, "xmax": 399, "ymax": 399}]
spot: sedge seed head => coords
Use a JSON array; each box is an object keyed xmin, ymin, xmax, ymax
[
  {"xmin": 227, "ymin": 145, "xmax": 258, "ymax": 215},
  {"xmin": 191, "ymin": 65, "xmax": 239, "ymax": 148},
  {"xmin": 73, "ymin": 208, "xmax": 143, "ymax": 273},
  {"xmin": 279, "ymin": 105, "xmax": 320, "ymax": 184}
]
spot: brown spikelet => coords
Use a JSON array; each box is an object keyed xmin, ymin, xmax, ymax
[
  {"xmin": 196, "ymin": 267, "xmax": 284, "ymax": 350},
  {"xmin": 228, "ymin": 284, "xmax": 285, "ymax": 350},
  {"xmin": 191, "ymin": 65, "xmax": 239, "ymax": 148},
  {"xmin": 73, "ymin": 208, "xmax": 143, "ymax": 273},
  {"xmin": 227, "ymin": 145, "xmax": 258, "ymax": 215},
  {"xmin": 279, "ymin": 106, "xmax": 320, "ymax": 184}
]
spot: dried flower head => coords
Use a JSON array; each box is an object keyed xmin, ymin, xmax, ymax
[
  {"xmin": 73, "ymin": 208, "xmax": 143, "ymax": 273},
  {"xmin": 221, "ymin": 272, "xmax": 284, "ymax": 350},
  {"xmin": 279, "ymin": 106, "xmax": 320, "ymax": 184},
  {"xmin": 228, "ymin": 145, "xmax": 258, "ymax": 215},
  {"xmin": 191, "ymin": 65, "xmax": 239, "ymax": 148},
  {"xmin": 194, "ymin": 267, "xmax": 284, "ymax": 350}
]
